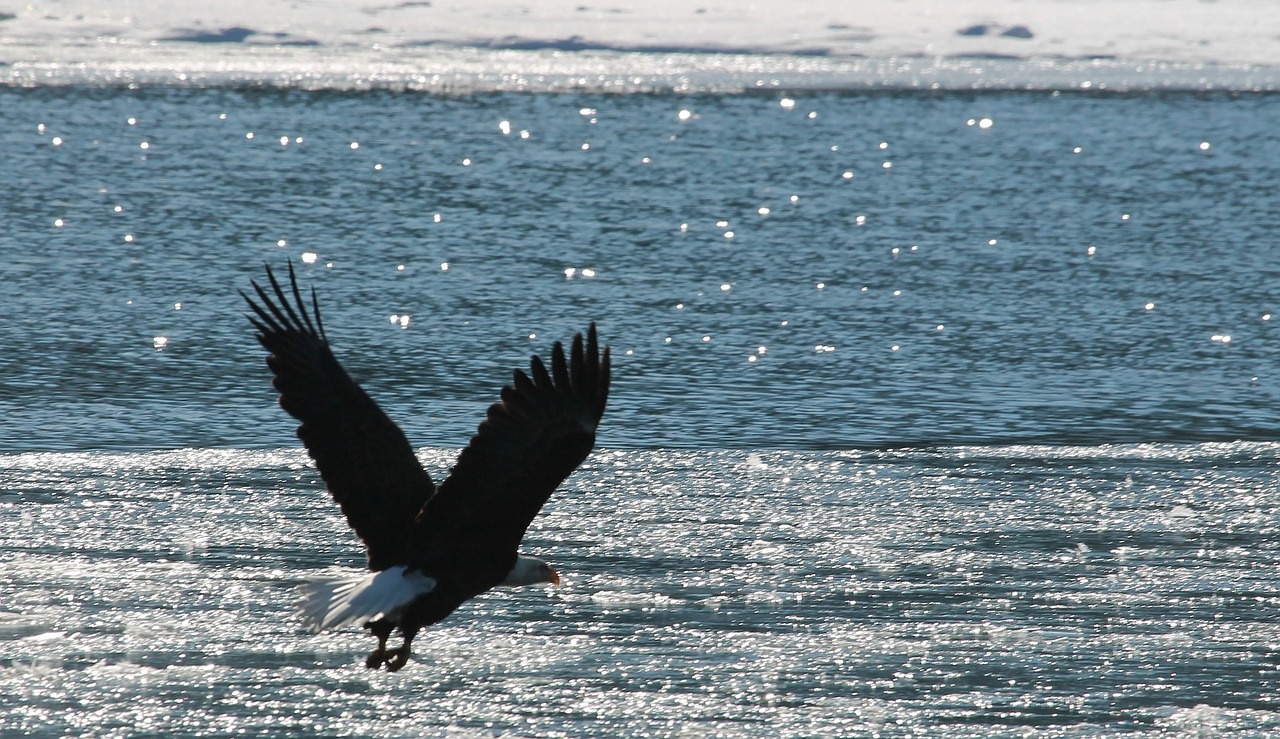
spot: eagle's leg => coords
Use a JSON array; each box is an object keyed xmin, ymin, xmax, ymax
[
  {"xmin": 364, "ymin": 618, "xmax": 395, "ymax": 669},
  {"xmin": 383, "ymin": 625, "xmax": 420, "ymax": 672}
]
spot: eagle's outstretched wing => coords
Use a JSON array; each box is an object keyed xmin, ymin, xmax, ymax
[
  {"xmin": 415, "ymin": 325, "xmax": 610, "ymax": 563},
  {"xmin": 243, "ymin": 263, "xmax": 434, "ymax": 571}
]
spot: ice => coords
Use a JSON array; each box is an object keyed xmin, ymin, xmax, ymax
[{"xmin": 1, "ymin": 0, "xmax": 1278, "ymax": 91}]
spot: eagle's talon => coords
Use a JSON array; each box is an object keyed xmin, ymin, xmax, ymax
[{"xmin": 384, "ymin": 646, "xmax": 411, "ymax": 672}]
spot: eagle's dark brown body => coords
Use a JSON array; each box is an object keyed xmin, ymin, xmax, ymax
[{"xmin": 244, "ymin": 263, "xmax": 609, "ymax": 670}]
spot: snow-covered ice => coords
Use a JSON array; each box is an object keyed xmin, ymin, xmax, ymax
[{"xmin": 2, "ymin": 0, "xmax": 1278, "ymax": 91}]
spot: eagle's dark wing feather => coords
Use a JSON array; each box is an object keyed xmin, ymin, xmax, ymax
[
  {"xmin": 416, "ymin": 324, "xmax": 610, "ymax": 562},
  {"xmin": 243, "ymin": 263, "xmax": 434, "ymax": 571}
]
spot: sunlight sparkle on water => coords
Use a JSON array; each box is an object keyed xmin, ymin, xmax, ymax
[{"xmin": 301, "ymin": 252, "xmax": 317, "ymax": 264}]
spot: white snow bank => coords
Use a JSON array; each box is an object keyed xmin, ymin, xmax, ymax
[{"xmin": 2, "ymin": 0, "xmax": 1278, "ymax": 91}]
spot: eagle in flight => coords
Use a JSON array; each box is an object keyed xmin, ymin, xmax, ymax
[{"xmin": 243, "ymin": 263, "xmax": 610, "ymax": 671}]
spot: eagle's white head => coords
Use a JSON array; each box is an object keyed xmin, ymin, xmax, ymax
[{"xmin": 501, "ymin": 554, "xmax": 561, "ymax": 587}]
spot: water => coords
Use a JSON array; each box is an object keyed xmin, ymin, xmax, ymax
[
  {"xmin": 2, "ymin": 446, "xmax": 1279, "ymax": 736},
  {"xmin": 3, "ymin": 87, "xmax": 1280, "ymax": 450},
  {"xmin": 3, "ymin": 84, "xmax": 1280, "ymax": 735},
  {"xmin": 3, "ymin": 445, "xmax": 1280, "ymax": 736}
]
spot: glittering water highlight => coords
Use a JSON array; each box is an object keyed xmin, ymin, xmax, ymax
[
  {"xmin": 2, "ymin": 445, "xmax": 1280, "ymax": 736},
  {"xmin": 3, "ymin": 84, "xmax": 1280, "ymax": 736},
  {"xmin": 3, "ymin": 87, "xmax": 1280, "ymax": 452}
]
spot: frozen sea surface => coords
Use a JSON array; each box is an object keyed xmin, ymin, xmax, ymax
[{"xmin": 3, "ymin": 0, "xmax": 1280, "ymax": 92}]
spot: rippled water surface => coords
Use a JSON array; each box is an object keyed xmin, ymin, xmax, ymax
[
  {"xmin": 2, "ymin": 86, "xmax": 1280, "ymax": 736},
  {"xmin": 3, "ymin": 445, "xmax": 1280, "ymax": 737},
  {"xmin": 3, "ymin": 87, "xmax": 1280, "ymax": 450}
]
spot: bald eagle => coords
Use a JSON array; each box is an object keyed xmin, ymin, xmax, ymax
[{"xmin": 243, "ymin": 263, "xmax": 610, "ymax": 671}]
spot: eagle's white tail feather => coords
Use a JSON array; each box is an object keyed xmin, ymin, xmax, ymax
[{"xmin": 296, "ymin": 566, "xmax": 436, "ymax": 633}]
